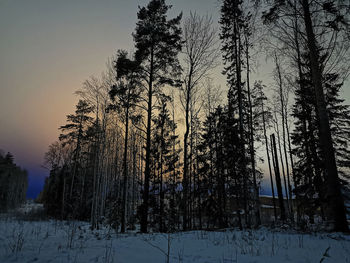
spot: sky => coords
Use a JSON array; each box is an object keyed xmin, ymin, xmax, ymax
[
  {"xmin": 0, "ymin": 0, "xmax": 225, "ymax": 199},
  {"xmin": 0, "ymin": 0, "xmax": 349, "ymax": 199}
]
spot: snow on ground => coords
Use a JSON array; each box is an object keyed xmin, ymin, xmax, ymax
[
  {"xmin": 0, "ymin": 204, "xmax": 349, "ymax": 263},
  {"xmin": 16, "ymin": 199, "xmax": 44, "ymax": 214},
  {"xmin": 0, "ymin": 220, "xmax": 349, "ymax": 263}
]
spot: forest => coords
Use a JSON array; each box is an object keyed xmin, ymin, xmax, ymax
[
  {"xmin": 38, "ymin": 0, "xmax": 350, "ymax": 234},
  {"xmin": 0, "ymin": 151, "xmax": 28, "ymax": 212}
]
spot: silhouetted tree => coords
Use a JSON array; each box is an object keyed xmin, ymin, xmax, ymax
[
  {"xmin": 181, "ymin": 12, "xmax": 218, "ymax": 230},
  {"xmin": 110, "ymin": 50, "xmax": 142, "ymax": 232},
  {"xmin": 58, "ymin": 99, "xmax": 93, "ymax": 217},
  {"xmin": 0, "ymin": 152, "xmax": 28, "ymax": 212},
  {"xmin": 133, "ymin": 0, "xmax": 182, "ymax": 233}
]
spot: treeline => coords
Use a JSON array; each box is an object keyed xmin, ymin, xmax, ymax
[
  {"xmin": 0, "ymin": 151, "xmax": 28, "ymax": 211},
  {"xmin": 40, "ymin": 0, "xmax": 350, "ymax": 232}
]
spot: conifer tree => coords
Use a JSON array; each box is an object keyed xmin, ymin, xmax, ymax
[
  {"xmin": 58, "ymin": 99, "xmax": 93, "ymax": 217},
  {"xmin": 149, "ymin": 97, "xmax": 180, "ymax": 232},
  {"xmin": 133, "ymin": 0, "xmax": 182, "ymax": 233},
  {"xmin": 263, "ymin": 0, "xmax": 349, "ymax": 232},
  {"xmin": 110, "ymin": 50, "xmax": 142, "ymax": 233},
  {"xmin": 0, "ymin": 152, "xmax": 28, "ymax": 211},
  {"xmin": 220, "ymin": 0, "xmax": 253, "ymax": 226}
]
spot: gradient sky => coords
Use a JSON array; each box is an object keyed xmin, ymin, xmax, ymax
[
  {"xmin": 0, "ymin": 0, "xmax": 349, "ymax": 199},
  {"xmin": 0, "ymin": 0, "xmax": 225, "ymax": 198}
]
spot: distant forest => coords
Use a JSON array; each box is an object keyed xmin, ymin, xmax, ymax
[
  {"xmin": 0, "ymin": 151, "xmax": 28, "ymax": 211},
  {"xmin": 39, "ymin": 0, "xmax": 350, "ymax": 233}
]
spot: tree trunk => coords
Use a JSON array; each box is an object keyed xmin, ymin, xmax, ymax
[
  {"xmin": 141, "ymin": 46, "xmax": 154, "ymax": 233},
  {"xmin": 301, "ymin": 0, "xmax": 348, "ymax": 232},
  {"xmin": 159, "ymin": 115, "xmax": 165, "ymax": 232},
  {"xmin": 70, "ymin": 117, "xmax": 83, "ymax": 199},
  {"xmin": 246, "ymin": 36, "xmax": 260, "ymax": 227},
  {"xmin": 183, "ymin": 66, "xmax": 192, "ymax": 231},
  {"xmin": 233, "ymin": 0, "xmax": 248, "ymax": 226},
  {"xmin": 274, "ymin": 112, "xmax": 290, "ymax": 214},
  {"xmin": 121, "ymin": 105, "xmax": 130, "ymax": 233},
  {"xmin": 271, "ymin": 134, "xmax": 286, "ymax": 221},
  {"xmin": 262, "ymin": 101, "xmax": 277, "ymax": 222},
  {"xmin": 275, "ymin": 55, "xmax": 293, "ymax": 217}
]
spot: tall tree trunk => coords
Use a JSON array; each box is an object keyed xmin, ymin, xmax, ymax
[
  {"xmin": 121, "ymin": 105, "xmax": 130, "ymax": 233},
  {"xmin": 183, "ymin": 65, "xmax": 193, "ymax": 231},
  {"xmin": 141, "ymin": 46, "xmax": 154, "ymax": 233},
  {"xmin": 275, "ymin": 55, "xmax": 293, "ymax": 217},
  {"xmin": 61, "ymin": 171, "xmax": 66, "ymax": 220},
  {"xmin": 271, "ymin": 134, "xmax": 286, "ymax": 221},
  {"xmin": 301, "ymin": 0, "xmax": 348, "ymax": 232},
  {"xmin": 293, "ymin": 8, "xmax": 308, "ymax": 223},
  {"xmin": 233, "ymin": 0, "xmax": 248, "ymax": 226},
  {"xmin": 131, "ymin": 137, "xmax": 137, "ymax": 229},
  {"xmin": 171, "ymin": 99, "xmax": 177, "ymax": 230},
  {"xmin": 262, "ymin": 101, "xmax": 277, "ymax": 222},
  {"xmin": 70, "ymin": 117, "xmax": 83, "ymax": 199},
  {"xmin": 159, "ymin": 116, "xmax": 165, "ymax": 232},
  {"xmin": 274, "ymin": 112, "xmax": 290, "ymax": 214},
  {"xmin": 246, "ymin": 35, "xmax": 260, "ymax": 226},
  {"xmin": 99, "ymin": 116, "xmax": 108, "ymax": 221},
  {"xmin": 195, "ymin": 132, "xmax": 202, "ymax": 229},
  {"xmin": 189, "ymin": 114, "xmax": 193, "ymax": 229}
]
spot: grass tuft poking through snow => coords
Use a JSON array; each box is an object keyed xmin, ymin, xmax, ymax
[{"xmin": 0, "ymin": 218, "xmax": 349, "ymax": 262}]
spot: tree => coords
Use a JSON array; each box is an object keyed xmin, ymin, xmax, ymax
[
  {"xmin": 149, "ymin": 97, "xmax": 180, "ymax": 232},
  {"xmin": 197, "ymin": 107, "xmax": 225, "ymax": 228},
  {"xmin": 254, "ymin": 81, "xmax": 277, "ymax": 221},
  {"xmin": 110, "ymin": 50, "xmax": 142, "ymax": 233},
  {"xmin": 325, "ymin": 73, "xmax": 350, "ymax": 211},
  {"xmin": 291, "ymin": 51, "xmax": 323, "ymax": 224},
  {"xmin": 74, "ymin": 71, "xmax": 115, "ymax": 227},
  {"xmin": 274, "ymin": 54, "xmax": 293, "ymax": 216},
  {"xmin": 133, "ymin": 0, "xmax": 182, "ymax": 233},
  {"xmin": 0, "ymin": 152, "xmax": 28, "ymax": 212},
  {"xmin": 301, "ymin": 0, "xmax": 348, "ymax": 232},
  {"xmin": 271, "ymin": 133, "xmax": 287, "ymax": 221},
  {"xmin": 263, "ymin": 0, "xmax": 349, "ymax": 232},
  {"xmin": 58, "ymin": 99, "xmax": 93, "ymax": 217},
  {"xmin": 292, "ymin": 50, "xmax": 350, "ymax": 226},
  {"xmin": 220, "ymin": 0, "xmax": 256, "ymax": 226},
  {"xmin": 181, "ymin": 12, "xmax": 218, "ymax": 230}
]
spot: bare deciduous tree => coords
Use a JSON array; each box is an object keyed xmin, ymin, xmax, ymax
[{"xmin": 181, "ymin": 12, "xmax": 219, "ymax": 230}]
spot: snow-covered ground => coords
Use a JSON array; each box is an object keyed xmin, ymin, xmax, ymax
[{"xmin": 0, "ymin": 204, "xmax": 349, "ymax": 263}]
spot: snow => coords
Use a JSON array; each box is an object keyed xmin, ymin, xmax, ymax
[
  {"xmin": 16, "ymin": 199, "xmax": 44, "ymax": 214},
  {"xmin": 0, "ymin": 204, "xmax": 350, "ymax": 262}
]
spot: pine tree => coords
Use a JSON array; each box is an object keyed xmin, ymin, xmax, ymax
[
  {"xmin": 325, "ymin": 73, "xmax": 350, "ymax": 212},
  {"xmin": 110, "ymin": 50, "xmax": 142, "ymax": 233},
  {"xmin": 58, "ymin": 99, "xmax": 93, "ymax": 218},
  {"xmin": 149, "ymin": 98, "xmax": 180, "ymax": 232},
  {"xmin": 292, "ymin": 49, "xmax": 350, "ymax": 226},
  {"xmin": 292, "ymin": 53, "xmax": 322, "ymax": 224},
  {"xmin": 263, "ymin": 0, "xmax": 349, "ymax": 232},
  {"xmin": 220, "ymin": 0, "xmax": 253, "ymax": 226},
  {"xmin": 197, "ymin": 106, "xmax": 242, "ymax": 228},
  {"xmin": 133, "ymin": 0, "xmax": 182, "ymax": 233}
]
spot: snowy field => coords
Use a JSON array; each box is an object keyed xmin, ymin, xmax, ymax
[{"xmin": 0, "ymin": 205, "xmax": 350, "ymax": 263}]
